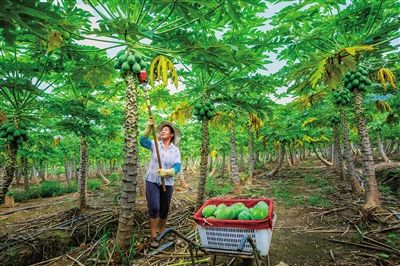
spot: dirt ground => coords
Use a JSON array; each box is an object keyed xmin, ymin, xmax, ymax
[{"xmin": 1, "ymin": 158, "xmax": 399, "ymax": 266}]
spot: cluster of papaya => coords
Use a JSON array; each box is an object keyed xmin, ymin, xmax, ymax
[
  {"xmin": 193, "ymin": 102, "xmax": 216, "ymax": 121},
  {"xmin": 343, "ymin": 66, "xmax": 371, "ymax": 92},
  {"xmin": 202, "ymin": 201, "xmax": 269, "ymax": 220},
  {"xmin": 113, "ymin": 50, "xmax": 147, "ymax": 75},
  {"xmin": 0, "ymin": 123, "xmax": 28, "ymax": 145},
  {"xmin": 330, "ymin": 115, "xmax": 341, "ymax": 125},
  {"xmin": 332, "ymin": 88, "xmax": 352, "ymax": 106}
]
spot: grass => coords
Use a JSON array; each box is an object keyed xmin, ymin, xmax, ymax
[
  {"xmin": 271, "ymin": 179, "xmax": 305, "ymax": 207},
  {"xmin": 386, "ymin": 232, "xmax": 400, "ymax": 248},
  {"xmin": 269, "ymin": 176, "xmax": 332, "ymax": 208},
  {"xmin": 87, "ymin": 179, "xmax": 102, "ymax": 191},
  {"xmin": 205, "ymin": 176, "xmax": 232, "ymax": 197},
  {"xmin": 7, "ymin": 178, "xmax": 104, "ymax": 202},
  {"xmin": 307, "ymin": 194, "xmax": 331, "ymax": 207}
]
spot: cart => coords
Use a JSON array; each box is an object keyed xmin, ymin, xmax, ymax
[{"xmin": 157, "ymin": 198, "xmax": 276, "ymax": 266}]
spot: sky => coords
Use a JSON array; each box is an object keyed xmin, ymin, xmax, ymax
[{"xmin": 75, "ymin": 1, "xmax": 294, "ymax": 104}]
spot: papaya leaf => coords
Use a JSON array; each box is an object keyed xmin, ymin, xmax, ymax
[
  {"xmin": 309, "ymin": 58, "xmax": 327, "ymax": 88},
  {"xmin": 48, "ymin": 31, "xmax": 63, "ymax": 51},
  {"xmin": 341, "ymin": 45, "xmax": 374, "ymax": 56}
]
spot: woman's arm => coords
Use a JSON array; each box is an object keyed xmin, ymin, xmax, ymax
[{"xmin": 139, "ymin": 118, "xmax": 154, "ymax": 150}]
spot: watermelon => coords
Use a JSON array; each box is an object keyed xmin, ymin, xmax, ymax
[
  {"xmin": 202, "ymin": 204, "xmax": 217, "ymax": 218},
  {"xmin": 231, "ymin": 202, "xmax": 247, "ymax": 218},
  {"xmin": 238, "ymin": 210, "xmax": 251, "ymax": 220},
  {"xmin": 250, "ymin": 204, "xmax": 268, "ymax": 220},
  {"xmin": 256, "ymin": 201, "xmax": 268, "ymax": 209},
  {"xmin": 216, "ymin": 206, "xmax": 235, "ymax": 220}
]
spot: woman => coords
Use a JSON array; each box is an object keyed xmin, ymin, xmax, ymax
[{"xmin": 140, "ymin": 118, "xmax": 181, "ymax": 248}]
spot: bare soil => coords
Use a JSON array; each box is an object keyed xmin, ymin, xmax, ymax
[{"xmin": 1, "ymin": 158, "xmax": 399, "ymax": 266}]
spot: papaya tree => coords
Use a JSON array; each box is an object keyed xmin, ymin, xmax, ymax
[
  {"xmin": 271, "ymin": 0, "xmax": 400, "ymax": 208},
  {"xmin": 82, "ymin": 0, "xmax": 269, "ymax": 251}
]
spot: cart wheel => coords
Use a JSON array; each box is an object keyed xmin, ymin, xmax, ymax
[{"xmin": 242, "ymin": 258, "xmax": 256, "ymax": 266}]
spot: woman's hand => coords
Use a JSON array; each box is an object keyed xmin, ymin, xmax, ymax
[
  {"xmin": 156, "ymin": 168, "xmax": 175, "ymax": 177},
  {"xmin": 148, "ymin": 117, "xmax": 154, "ymax": 127},
  {"xmin": 144, "ymin": 117, "xmax": 154, "ymax": 137}
]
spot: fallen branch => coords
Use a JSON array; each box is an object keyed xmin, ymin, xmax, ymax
[
  {"xmin": 66, "ymin": 254, "xmax": 85, "ymax": 266},
  {"xmin": 0, "ymin": 201, "xmax": 66, "ymax": 216}
]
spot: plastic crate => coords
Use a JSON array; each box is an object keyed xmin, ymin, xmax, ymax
[
  {"xmin": 197, "ymin": 213, "xmax": 276, "ymax": 256},
  {"xmin": 194, "ymin": 198, "xmax": 276, "ymax": 256}
]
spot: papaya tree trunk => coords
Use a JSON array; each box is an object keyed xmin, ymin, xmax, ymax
[
  {"xmin": 341, "ymin": 108, "xmax": 363, "ymax": 194},
  {"xmin": 22, "ymin": 157, "xmax": 29, "ymax": 191},
  {"xmin": 64, "ymin": 155, "xmax": 69, "ymax": 182},
  {"xmin": 195, "ymin": 118, "xmax": 209, "ymax": 211},
  {"xmin": 239, "ymin": 146, "xmax": 244, "ymax": 172},
  {"xmin": 221, "ymin": 150, "xmax": 226, "ymax": 177},
  {"xmin": 247, "ymin": 128, "xmax": 255, "ymax": 186},
  {"xmin": 353, "ymin": 91, "xmax": 380, "ymax": 208},
  {"xmin": 333, "ymin": 123, "xmax": 345, "ymax": 179},
  {"xmin": 0, "ymin": 142, "xmax": 18, "ymax": 204},
  {"xmin": 115, "ymin": 74, "xmax": 139, "ymax": 251},
  {"xmin": 229, "ymin": 121, "xmax": 241, "ymax": 194},
  {"xmin": 38, "ymin": 160, "xmax": 45, "ymax": 182},
  {"xmin": 312, "ymin": 144, "xmax": 333, "ymax": 166},
  {"xmin": 79, "ymin": 136, "xmax": 88, "ymax": 210},
  {"xmin": 266, "ymin": 143, "xmax": 285, "ymax": 177},
  {"xmin": 376, "ymin": 132, "xmax": 390, "ymax": 163}
]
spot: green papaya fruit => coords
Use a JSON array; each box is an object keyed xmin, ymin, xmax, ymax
[
  {"xmin": 127, "ymin": 54, "xmax": 136, "ymax": 65},
  {"xmin": 134, "ymin": 54, "xmax": 142, "ymax": 61},
  {"xmin": 113, "ymin": 62, "xmax": 121, "ymax": 69},
  {"xmin": 118, "ymin": 54, "xmax": 128, "ymax": 64},
  {"xmin": 13, "ymin": 130, "xmax": 21, "ymax": 137},
  {"xmin": 6, "ymin": 126, "xmax": 15, "ymax": 134},
  {"xmin": 121, "ymin": 62, "xmax": 131, "ymax": 71},
  {"xmin": 16, "ymin": 136, "xmax": 24, "ymax": 144},
  {"xmin": 116, "ymin": 50, "xmax": 126, "ymax": 57}
]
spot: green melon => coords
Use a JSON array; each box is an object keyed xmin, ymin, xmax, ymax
[
  {"xmin": 216, "ymin": 206, "xmax": 235, "ymax": 220},
  {"xmin": 250, "ymin": 204, "xmax": 268, "ymax": 220},
  {"xmin": 256, "ymin": 201, "xmax": 268, "ymax": 209},
  {"xmin": 7, "ymin": 135, "xmax": 14, "ymax": 142},
  {"xmin": 16, "ymin": 136, "xmax": 24, "ymax": 144},
  {"xmin": 238, "ymin": 210, "xmax": 251, "ymax": 220},
  {"xmin": 0, "ymin": 131, "xmax": 6, "ymax": 138},
  {"xmin": 352, "ymin": 79, "xmax": 360, "ymax": 86},
  {"xmin": 202, "ymin": 205, "xmax": 217, "ymax": 218}
]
